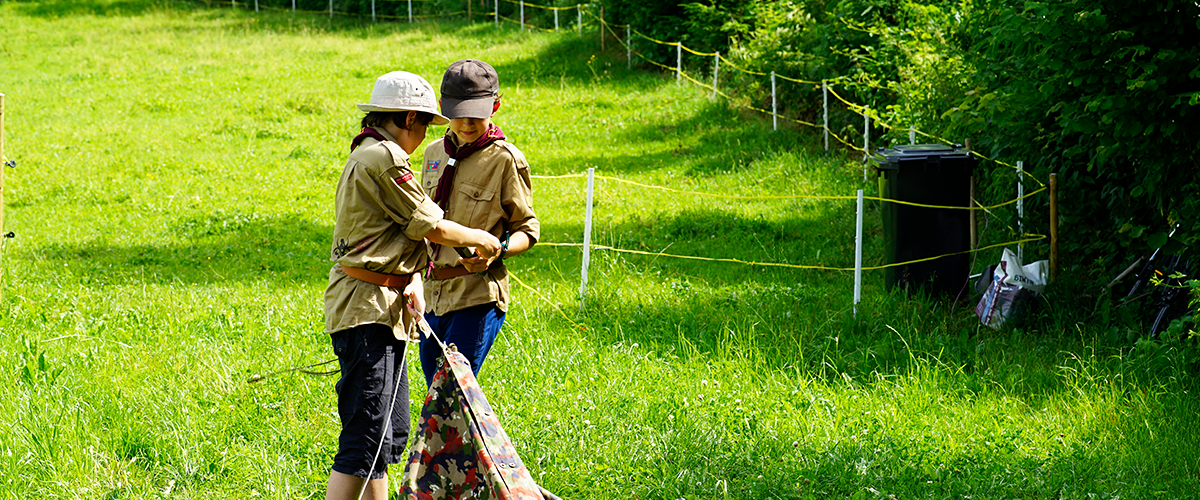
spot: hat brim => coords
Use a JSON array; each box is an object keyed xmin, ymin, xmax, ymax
[
  {"xmin": 356, "ymin": 103, "xmax": 450, "ymax": 126},
  {"xmin": 440, "ymin": 96, "xmax": 494, "ymax": 120}
]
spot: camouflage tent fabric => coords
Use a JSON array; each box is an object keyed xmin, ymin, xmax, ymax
[{"xmin": 400, "ymin": 346, "xmax": 546, "ymax": 500}]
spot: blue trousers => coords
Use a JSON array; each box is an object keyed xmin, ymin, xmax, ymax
[{"xmin": 420, "ymin": 302, "xmax": 506, "ymax": 386}]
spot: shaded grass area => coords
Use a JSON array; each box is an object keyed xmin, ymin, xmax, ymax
[{"xmin": 1, "ymin": 1, "xmax": 1197, "ymax": 499}]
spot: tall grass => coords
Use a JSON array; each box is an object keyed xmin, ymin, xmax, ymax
[{"xmin": 0, "ymin": 1, "xmax": 1197, "ymax": 499}]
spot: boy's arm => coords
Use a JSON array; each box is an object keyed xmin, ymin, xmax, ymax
[
  {"xmin": 500, "ymin": 230, "xmax": 534, "ymax": 260},
  {"xmin": 424, "ymin": 219, "xmax": 502, "ymax": 258}
]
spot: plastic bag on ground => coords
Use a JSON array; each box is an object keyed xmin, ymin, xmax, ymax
[{"xmin": 975, "ymin": 248, "xmax": 1048, "ymax": 329}]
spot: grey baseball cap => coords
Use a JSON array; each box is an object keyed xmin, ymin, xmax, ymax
[
  {"xmin": 439, "ymin": 59, "xmax": 499, "ymax": 120},
  {"xmin": 357, "ymin": 71, "xmax": 449, "ymax": 125}
]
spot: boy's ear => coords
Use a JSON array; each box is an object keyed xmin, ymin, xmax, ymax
[{"xmin": 406, "ymin": 110, "xmax": 417, "ymax": 128}]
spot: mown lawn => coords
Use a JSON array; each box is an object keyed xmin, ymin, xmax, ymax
[{"xmin": 0, "ymin": 1, "xmax": 1197, "ymax": 499}]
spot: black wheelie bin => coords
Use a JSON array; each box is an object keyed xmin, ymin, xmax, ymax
[{"xmin": 871, "ymin": 144, "xmax": 976, "ymax": 296}]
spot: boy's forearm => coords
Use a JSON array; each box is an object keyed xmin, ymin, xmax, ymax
[{"xmin": 425, "ymin": 220, "xmax": 501, "ymax": 256}]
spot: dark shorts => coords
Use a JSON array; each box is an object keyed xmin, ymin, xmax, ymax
[{"xmin": 330, "ymin": 323, "xmax": 411, "ymax": 480}]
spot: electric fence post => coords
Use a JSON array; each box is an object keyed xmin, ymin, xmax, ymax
[
  {"xmin": 771, "ymin": 71, "xmax": 777, "ymax": 131},
  {"xmin": 854, "ymin": 189, "xmax": 864, "ymax": 316},
  {"xmin": 712, "ymin": 52, "xmax": 720, "ymax": 99},
  {"xmin": 580, "ymin": 168, "xmax": 595, "ymax": 307},
  {"xmin": 676, "ymin": 43, "xmax": 681, "ymax": 84},
  {"xmin": 822, "ymin": 80, "xmax": 829, "ymax": 152},
  {"xmin": 1, "ymin": 94, "xmax": 5, "ymax": 244}
]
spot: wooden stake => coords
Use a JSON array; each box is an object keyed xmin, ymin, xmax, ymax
[
  {"xmin": 467, "ymin": 0, "xmax": 471, "ymax": 22},
  {"xmin": 599, "ymin": 6, "xmax": 605, "ymax": 51},
  {"xmin": 1050, "ymin": 173, "xmax": 1059, "ymax": 282}
]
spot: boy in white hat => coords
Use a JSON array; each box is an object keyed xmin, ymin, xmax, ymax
[
  {"xmin": 418, "ymin": 59, "xmax": 540, "ymax": 385},
  {"xmin": 323, "ymin": 70, "xmax": 501, "ymax": 500}
]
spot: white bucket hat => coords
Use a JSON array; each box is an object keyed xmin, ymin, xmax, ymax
[{"xmin": 357, "ymin": 71, "xmax": 449, "ymax": 126}]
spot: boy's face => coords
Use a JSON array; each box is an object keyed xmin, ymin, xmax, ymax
[{"xmin": 448, "ymin": 116, "xmax": 492, "ymax": 145}]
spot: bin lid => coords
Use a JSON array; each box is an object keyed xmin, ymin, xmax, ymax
[{"xmin": 871, "ymin": 144, "xmax": 975, "ymax": 170}]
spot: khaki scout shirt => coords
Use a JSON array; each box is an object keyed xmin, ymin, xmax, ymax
[
  {"xmin": 421, "ymin": 134, "xmax": 540, "ymax": 315},
  {"xmin": 324, "ymin": 128, "xmax": 444, "ymax": 339}
]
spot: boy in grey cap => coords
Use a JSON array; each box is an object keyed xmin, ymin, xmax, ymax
[
  {"xmin": 323, "ymin": 70, "xmax": 500, "ymax": 500},
  {"xmin": 419, "ymin": 59, "xmax": 540, "ymax": 385}
]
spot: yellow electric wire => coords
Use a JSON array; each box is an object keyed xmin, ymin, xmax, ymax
[
  {"xmin": 680, "ymin": 44, "xmax": 718, "ymax": 57},
  {"xmin": 718, "ymin": 54, "xmax": 767, "ymax": 77},
  {"xmin": 538, "ymin": 234, "xmax": 1046, "ymax": 272},
  {"xmin": 509, "ymin": 271, "xmax": 589, "ymax": 332}
]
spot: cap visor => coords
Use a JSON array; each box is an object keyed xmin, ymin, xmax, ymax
[{"xmin": 440, "ymin": 97, "xmax": 494, "ymax": 120}]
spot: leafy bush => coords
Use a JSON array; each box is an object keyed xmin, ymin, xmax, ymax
[{"xmin": 944, "ymin": 0, "xmax": 1200, "ymax": 281}]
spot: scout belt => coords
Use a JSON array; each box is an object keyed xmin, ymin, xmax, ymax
[
  {"xmin": 340, "ymin": 265, "xmax": 414, "ymax": 288},
  {"xmin": 429, "ymin": 262, "xmax": 502, "ymax": 281}
]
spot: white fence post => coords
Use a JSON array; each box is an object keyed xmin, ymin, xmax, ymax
[
  {"xmin": 329, "ymin": 0, "xmax": 332, "ymax": 19},
  {"xmin": 711, "ymin": 52, "xmax": 720, "ymax": 99},
  {"xmin": 371, "ymin": 0, "xmax": 375, "ymax": 22},
  {"xmin": 580, "ymin": 168, "xmax": 595, "ymax": 306},
  {"xmin": 409, "ymin": 0, "xmax": 413, "ymax": 23},
  {"xmin": 676, "ymin": 43, "xmax": 681, "ymax": 84},
  {"xmin": 854, "ymin": 189, "xmax": 864, "ymax": 316},
  {"xmin": 577, "ymin": 5, "xmax": 581, "ymax": 37},
  {"xmin": 495, "ymin": 0, "xmax": 499, "ymax": 28},
  {"xmin": 255, "ymin": 0, "xmax": 259, "ymax": 12},
  {"xmin": 822, "ymin": 80, "xmax": 828, "ymax": 152},
  {"xmin": 292, "ymin": 0, "xmax": 295, "ymax": 14},
  {"xmin": 1018, "ymin": 160, "xmax": 1025, "ymax": 263},
  {"xmin": 554, "ymin": 8, "xmax": 559, "ymax": 32},
  {"xmin": 520, "ymin": 1, "xmax": 524, "ymax": 31},
  {"xmin": 771, "ymin": 71, "xmax": 777, "ymax": 131},
  {"xmin": 909, "ymin": 126, "xmax": 915, "ymax": 145}
]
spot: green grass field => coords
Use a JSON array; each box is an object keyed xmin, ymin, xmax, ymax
[{"xmin": 1, "ymin": 1, "xmax": 1198, "ymax": 498}]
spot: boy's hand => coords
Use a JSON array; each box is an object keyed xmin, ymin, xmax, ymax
[
  {"xmin": 459, "ymin": 254, "xmax": 494, "ymax": 273},
  {"xmin": 473, "ymin": 230, "xmax": 502, "ymax": 260},
  {"xmin": 404, "ymin": 278, "xmax": 426, "ymax": 316}
]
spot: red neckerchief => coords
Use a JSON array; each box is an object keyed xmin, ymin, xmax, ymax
[
  {"xmin": 350, "ymin": 127, "xmax": 388, "ymax": 152},
  {"xmin": 432, "ymin": 123, "xmax": 506, "ymax": 210}
]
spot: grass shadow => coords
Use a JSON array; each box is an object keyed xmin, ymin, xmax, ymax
[{"xmin": 29, "ymin": 214, "xmax": 331, "ymax": 286}]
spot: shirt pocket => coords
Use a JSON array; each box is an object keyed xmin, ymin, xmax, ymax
[{"xmin": 456, "ymin": 181, "xmax": 497, "ymax": 229}]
